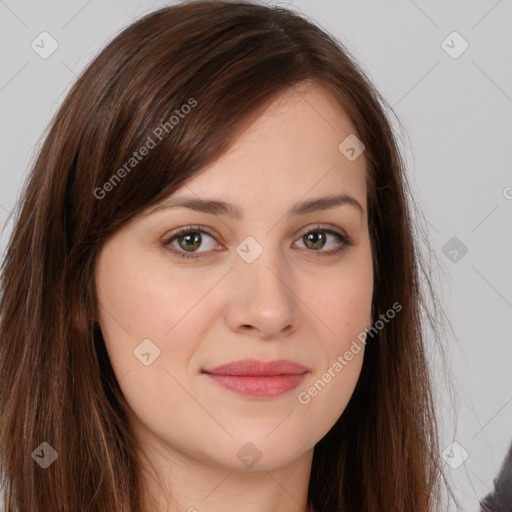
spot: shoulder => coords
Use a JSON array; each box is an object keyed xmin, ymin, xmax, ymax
[{"xmin": 480, "ymin": 441, "xmax": 512, "ymax": 511}]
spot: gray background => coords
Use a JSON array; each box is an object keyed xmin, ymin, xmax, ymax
[{"xmin": 1, "ymin": 1, "xmax": 511, "ymax": 510}]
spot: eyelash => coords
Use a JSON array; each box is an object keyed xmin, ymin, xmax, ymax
[{"xmin": 162, "ymin": 224, "xmax": 354, "ymax": 260}]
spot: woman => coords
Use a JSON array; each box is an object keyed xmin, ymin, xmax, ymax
[{"xmin": 0, "ymin": 1, "xmax": 457, "ymax": 510}]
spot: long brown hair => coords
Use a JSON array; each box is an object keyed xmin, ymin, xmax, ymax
[{"xmin": 0, "ymin": 1, "xmax": 457, "ymax": 510}]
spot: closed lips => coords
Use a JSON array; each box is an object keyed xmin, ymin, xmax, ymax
[
  {"xmin": 202, "ymin": 359, "xmax": 309, "ymax": 376},
  {"xmin": 202, "ymin": 359, "xmax": 309, "ymax": 399}
]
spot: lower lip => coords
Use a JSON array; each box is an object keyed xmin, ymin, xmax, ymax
[{"xmin": 204, "ymin": 373, "xmax": 308, "ymax": 398}]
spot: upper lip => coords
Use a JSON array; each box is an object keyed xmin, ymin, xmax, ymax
[{"xmin": 202, "ymin": 359, "xmax": 309, "ymax": 376}]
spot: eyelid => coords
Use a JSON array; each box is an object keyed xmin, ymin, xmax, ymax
[
  {"xmin": 163, "ymin": 224, "xmax": 218, "ymax": 241},
  {"xmin": 295, "ymin": 223, "xmax": 347, "ymax": 240}
]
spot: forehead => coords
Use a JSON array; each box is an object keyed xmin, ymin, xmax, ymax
[{"xmin": 160, "ymin": 82, "xmax": 367, "ymax": 217}]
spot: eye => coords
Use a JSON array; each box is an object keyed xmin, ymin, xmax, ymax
[
  {"xmin": 162, "ymin": 225, "xmax": 222, "ymax": 260},
  {"xmin": 162, "ymin": 224, "xmax": 354, "ymax": 260},
  {"xmin": 293, "ymin": 225, "xmax": 354, "ymax": 256}
]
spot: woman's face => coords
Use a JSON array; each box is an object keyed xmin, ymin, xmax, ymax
[{"xmin": 95, "ymin": 82, "xmax": 373, "ymax": 472}]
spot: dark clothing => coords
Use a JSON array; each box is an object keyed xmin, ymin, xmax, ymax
[{"xmin": 480, "ymin": 441, "xmax": 512, "ymax": 511}]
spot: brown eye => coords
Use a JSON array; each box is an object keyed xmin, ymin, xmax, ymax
[
  {"xmin": 294, "ymin": 226, "xmax": 354, "ymax": 256},
  {"xmin": 177, "ymin": 232, "xmax": 202, "ymax": 252},
  {"xmin": 302, "ymin": 231, "xmax": 327, "ymax": 250},
  {"xmin": 162, "ymin": 226, "xmax": 220, "ymax": 259}
]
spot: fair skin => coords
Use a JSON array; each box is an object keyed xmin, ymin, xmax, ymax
[{"xmin": 95, "ymin": 82, "xmax": 373, "ymax": 512}]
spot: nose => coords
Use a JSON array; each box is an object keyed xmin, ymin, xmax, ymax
[{"xmin": 223, "ymin": 246, "xmax": 298, "ymax": 339}]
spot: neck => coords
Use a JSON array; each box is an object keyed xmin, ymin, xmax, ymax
[{"xmin": 137, "ymin": 435, "xmax": 314, "ymax": 512}]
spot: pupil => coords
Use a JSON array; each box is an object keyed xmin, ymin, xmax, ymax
[
  {"xmin": 181, "ymin": 233, "xmax": 200, "ymax": 251},
  {"xmin": 306, "ymin": 232, "xmax": 325, "ymax": 249}
]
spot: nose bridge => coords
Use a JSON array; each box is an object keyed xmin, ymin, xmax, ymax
[
  {"xmin": 225, "ymin": 234, "xmax": 297, "ymax": 336},
  {"xmin": 237, "ymin": 235, "xmax": 291, "ymax": 304}
]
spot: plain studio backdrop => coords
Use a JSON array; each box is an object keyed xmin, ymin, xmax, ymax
[{"xmin": 0, "ymin": 1, "xmax": 511, "ymax": 510}]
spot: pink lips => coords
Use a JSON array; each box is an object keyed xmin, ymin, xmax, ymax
[{"xmin": 202, "ymin": 359, "xmax": 309, "ymax": 398}]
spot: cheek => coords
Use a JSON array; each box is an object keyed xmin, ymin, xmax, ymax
[
  {"xmin": 296, "ymin": 287, "xmax": 369, "ymax": 441},
  {"xmin": 95, "ymin": 245, "xmax": 225, "ymax": 384},
  {"xmin": 96, "ymin": 245, "xmax": 211, "ymax": 339},
  {"xmin": 306, "ymin": 349, "xmax": 364, "ymax": 443},
  {"xmin": 304, "ymin": 257, "xmax": 373, "ymax": 347},
  {"xmin": 295, "ymin": 251, "xmax": 372, "ymax": 428}
]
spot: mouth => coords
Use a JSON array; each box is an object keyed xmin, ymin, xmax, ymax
[{"xmin": 201, "ymin": 359, "xmax": 309, "ymax": 399}]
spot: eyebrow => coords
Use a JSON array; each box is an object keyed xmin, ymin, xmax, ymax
[{"xmin": 146, "ymin": 193, "xmax": 365, "ymax": 219}]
